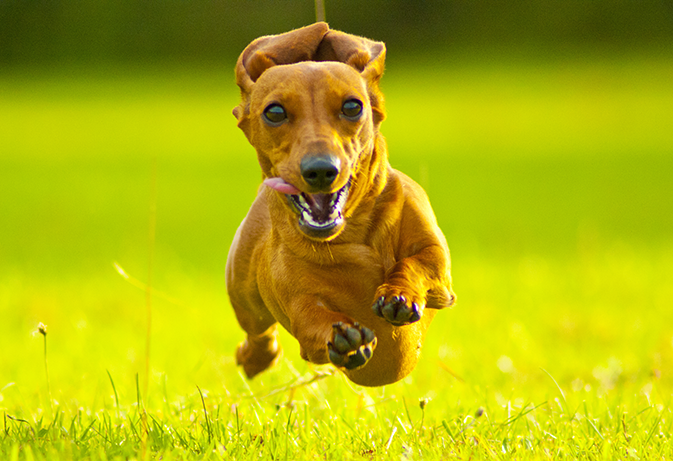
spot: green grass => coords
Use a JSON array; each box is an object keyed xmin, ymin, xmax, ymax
[{"xmin": 1, "ymin": 53, "xmax": 672, "ymax": 459}]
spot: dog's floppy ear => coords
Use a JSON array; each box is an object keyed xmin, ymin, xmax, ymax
[
  {"xmin": 315, "ymin": 29, "xmax": 385, "ymax": 85},
  {"xmin": 315, "ymin": 29, "xmax": 386, "ymax": 124},
  {"xmin": 235, "ymin": 22, "xmax": 330, "ymax": 95}
]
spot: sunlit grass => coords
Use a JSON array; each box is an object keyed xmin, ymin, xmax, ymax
[{"xmin": 1, "ymin": 53, "xmax": 672, "ymax": 458}]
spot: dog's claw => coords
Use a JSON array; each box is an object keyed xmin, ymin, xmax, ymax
[
  {"xmin": 372, "ymin": 294, "xmax": 424, "ymax": 326},
  {"xmin": 372, "ymin": 296, "xmax": 385, "ymax": 315},
  {"xmin": 363, "ymin": 326, "xmax": 376, "ymax": 344},
  {"xmin": 409, "ymin": 302, "xmax": 422, "ymax": 323},
  {"xmin": 328, "ymin": 322, "xmax": 377, "ymax": 370}
]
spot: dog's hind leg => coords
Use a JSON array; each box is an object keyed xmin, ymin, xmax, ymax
[
  {"xmin": 236, "ymin": 326, "xmax": 281, "ymax": 379},
  {"xmin": 231, "ymin": 299, "xmax": 282, "ymax": 379}
]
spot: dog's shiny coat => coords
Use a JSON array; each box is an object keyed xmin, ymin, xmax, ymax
[{"xmin": 226, "ymin": 23, "xmax": 455, "ymax": 386}]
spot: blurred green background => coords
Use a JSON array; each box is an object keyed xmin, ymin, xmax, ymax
[
  {"xmin": 1, "ymin": 0, "xmax": 672, "ymax": 64},
  {"xmin": 1, "ymin": 1, "xmax": 672, "ymax": 408}
]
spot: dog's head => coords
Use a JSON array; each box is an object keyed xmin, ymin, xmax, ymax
[{"xmin": 233, "ymin": 23, "xmax": 387, "ymax": 241}]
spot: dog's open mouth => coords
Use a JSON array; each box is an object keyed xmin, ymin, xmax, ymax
[
  {"xmin": 264, "ymin": 177, "xmax": 349, "ymax": 239},
  {"xmin": 289, "ymin": 182, "xmax": 349, "ymax": 232}
]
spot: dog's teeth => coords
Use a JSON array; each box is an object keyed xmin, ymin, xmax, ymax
[
  {"xmin": 294, "ymin": 181, "xmax": 350, "ymax": 231},
  {"xmin": 328, "ymin": 184, "xmax": 348, "ymax": 214},
  {"xmin": 302, "ymin": 210, "xmax": 332, "ymax": 229}
]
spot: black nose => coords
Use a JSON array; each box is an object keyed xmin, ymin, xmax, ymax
[{"xmin": 300, "ymin": 155, "xmax": 340, "ymax": 190}]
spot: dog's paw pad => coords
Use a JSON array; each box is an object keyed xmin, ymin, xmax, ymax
[
  {"xmin": 372, "ymin": 295, "xmax": 424, "ymax": 326},
  {"xmin": 328, "ymin": 322, "xmax": 376, "ymax": 370}
]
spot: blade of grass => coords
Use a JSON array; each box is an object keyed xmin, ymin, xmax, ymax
[
  {"xmin": 385, "ymin": 425, "xmax": 397, "ymax": 450},
  {"xmin": 6, "ymin": 415, "xmax": 34, "ymax": 438},
  {"xmin": 402, "ymin": 396, "xmax": 413, "ymax": 428},
  {"xmin": 77, "ymin": 418, "xmax": 98, "ymax": 444},
  {"xmin": 135, "ymin": 373, "xmax": 148, "ymax": 457},
  {"xmin": 441, "ymin": 420, "xmax": 456, "ymax": 443},
  {"xmin": 501, "ymin": 401, "xmax": 548, "ymax": 427},
  {"xmin": 284, "ymin": 405, "xmax": 294, "ymax": 461},
  {"xmin": 642, "ymin": 409, "xmax": 664, "ymax": 448},
  {"xmin": 340, "ymin": 416, "xmax": 370, "ymax": 450},
  {"xmin": 106, "ymin": 370, "xmax": 121, "ymax": 421},
  {"xmin": 113, "ymin": 262, "xmax": 183, "ymax": 306},
  {"xmin": 583, "ymin": 401, "xmax": 604, "ymax": 441},
  {"xmin": 541, "ymin": 368, "xmax": 574, "ymax": 420},
  {"xmin": 196, "ymin": 386, "xmax": 212, "ymax": 444}
]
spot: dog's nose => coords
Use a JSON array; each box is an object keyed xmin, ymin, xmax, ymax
[{"xmin": 300, "ymin": 155, "xmax": 340, "ymax": 190}]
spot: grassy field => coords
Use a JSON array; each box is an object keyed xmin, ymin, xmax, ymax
[{"xmin": 1, "ymin": 52, "xmax": 673, "ymax": 459}]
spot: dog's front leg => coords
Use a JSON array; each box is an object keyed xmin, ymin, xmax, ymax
[
  {"xmin": 372, "ymin": 244, "xmax": 454, "ymax": 326},
  {"xmin": 288, "ymin": 296, "xmax": 377, "ymax": 371}
]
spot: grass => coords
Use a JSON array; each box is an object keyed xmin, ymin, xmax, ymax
[{"xmin": 1, "ymin": 52, "xmax": 673, "ymax": 459}]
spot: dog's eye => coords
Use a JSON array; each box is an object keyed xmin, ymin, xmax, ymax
[
  {"xmin": 263, "ymin": 104, "xmax": 287, "ymax": 125},
  {"xmin": 341, "ymin": 99, "xmax": 363, "ymax": 120}
]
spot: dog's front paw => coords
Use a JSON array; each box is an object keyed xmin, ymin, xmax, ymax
[
  {"xmin": 328, "ymin": 322, "xmax": 377, "ymax": 370},
  {"xmin": 372, "ymin": 293, "xmax": 424, "ymax": 326}
]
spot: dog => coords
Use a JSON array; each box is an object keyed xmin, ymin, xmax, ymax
[{"xmin": 226, "ymin": 23, "xmax": 455, "ymax": 387}]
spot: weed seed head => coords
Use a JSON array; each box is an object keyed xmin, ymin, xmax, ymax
[{"xmin": 38, "ymin": 323, "xmax": 48, "ymax": 336}]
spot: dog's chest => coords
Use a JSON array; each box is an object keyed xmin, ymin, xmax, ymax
[
  {"xmin": 311, "ymin": 257, "xmax": 384, "ymax": 308},
  {"xmin": 273, "ymin": 242, "xmax": 387, "ymax": 311}
]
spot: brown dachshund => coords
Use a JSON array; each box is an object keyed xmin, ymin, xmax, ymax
[{"xmin": 226, "ymin": 23, "xmax": 455, "ymax": 387}]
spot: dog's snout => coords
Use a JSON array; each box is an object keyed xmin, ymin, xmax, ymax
[{"xmin": 300, "ymin": 155, "xmax": 340, "ymax": 190}]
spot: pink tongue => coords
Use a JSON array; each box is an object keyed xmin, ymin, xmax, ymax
[{"xmin": 263, "ymin": 177, "xmax": 301, "ymax": 195}]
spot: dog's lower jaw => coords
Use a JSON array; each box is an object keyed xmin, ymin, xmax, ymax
[{"xmin": 298, "ymin": 218, "xmax": 345, "ymax": 241}]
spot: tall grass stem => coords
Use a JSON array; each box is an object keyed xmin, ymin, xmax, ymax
[
  {"xmin": 38, "ymin": 323, "xmax": 53, "ymax": 416},
  {"xmin": 106, "ymin": 370, "xmax": 121, "ymax": 420},
  {"xmin": 145, "ymin": 155, "xmax": 157, "ymax": 400},
  {"xmin": 315, "ymin": 0, "xmax": 325, "ymax": 22}
]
